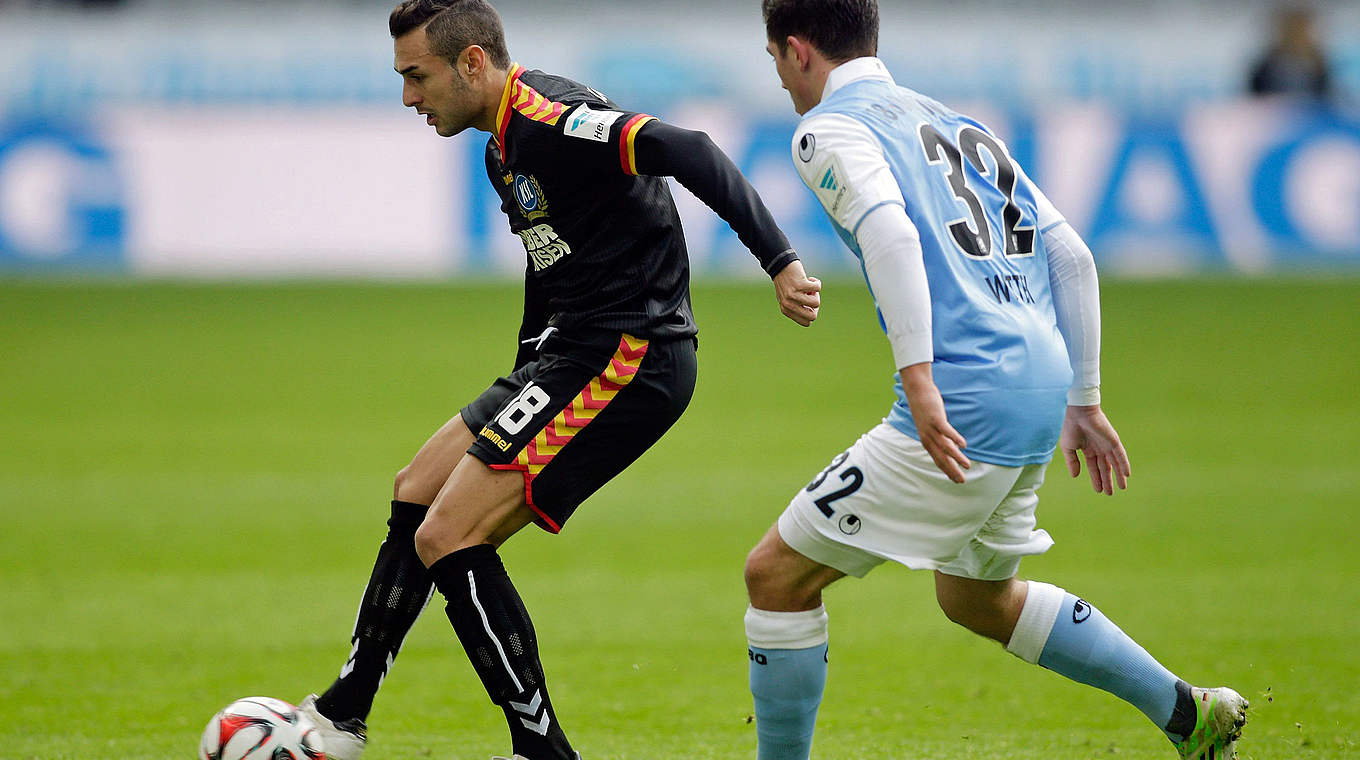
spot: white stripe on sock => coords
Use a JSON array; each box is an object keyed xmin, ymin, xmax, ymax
[
  {"xmin": 468, "ymin": 570, "xmax": 524, "ymax": 693},
  {"xmin": 745, "ymin": 605, "xmax": 830, "ymax": 649},
  {"xmin": 1007, "ymin": 581, "xmax": 1065, "ymax": 664}
]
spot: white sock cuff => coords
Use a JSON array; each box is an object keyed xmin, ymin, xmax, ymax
[
  {"xmin": 745, "ymin": 605, "xmax": 829, "ymax": 650},
  {"xmin": 1006, "ymin": 581, "xmax": 1065, "ymax": 664}
]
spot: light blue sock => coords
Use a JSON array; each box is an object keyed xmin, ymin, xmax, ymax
[
  {"xmin": 1009, "ymin": 582, "xmax": 1182, "ymax": 738},
  {"xmin": 746, "ymin": 606, "xmax": 829, "ymax": 760}
]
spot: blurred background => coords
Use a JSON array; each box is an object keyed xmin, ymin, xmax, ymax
[{"xmin": 1, "ymin": 0, "xmax": 1358, "ymax": 278}]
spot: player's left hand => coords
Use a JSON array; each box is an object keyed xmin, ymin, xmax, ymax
[
  {"xmin": 1060, "ymin": 405, "xmax": 1131, "ymax": 495},
  {"xmin": 773, "ymin": 259, "xmax": 821, "ymax": 327}
]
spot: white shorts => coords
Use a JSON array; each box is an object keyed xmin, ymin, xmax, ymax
[{"xmin": 777, "ymin": 423, "xmax": 1053, "ymax": 581}]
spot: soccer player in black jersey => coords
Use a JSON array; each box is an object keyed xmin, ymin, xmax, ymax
[{"xmin": 295, "ymin": 1, "xmax": 822, "ymax": 758}]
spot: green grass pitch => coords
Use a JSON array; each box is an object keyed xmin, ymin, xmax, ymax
[{"xmin": 2, "ymin": 277, "xmax": 1357, "ymax": 759}]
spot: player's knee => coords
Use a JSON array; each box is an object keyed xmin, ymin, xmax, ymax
[
  {"xmin": 744, "ymin": 545, "xmax": 809, "ymax": 609},
  {"xmin": 937, "ymin": 593, "xmax": 976, "ymax": 630},
  {"xmin": 393, "ymin": 465, "xmax": 412, "ymax": 500},
  {"xmin": 936, "ymin": 582, "xmax": 1019, "ymax": 641},
  {"xmin": 412, "ymin": 517, "xmax": 453, "ymax": 567},
  {"xmin": 394, "ymin": 461, "xmax": 440, "ymax": 505},
  {"xmin": 743, "ymin": 543, "xmax": 775, "ymax": 593}
]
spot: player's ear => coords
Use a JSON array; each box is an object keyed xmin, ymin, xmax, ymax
[
  {"xmin": 787, "ymin": 36, "xmax": 813, "ymax": 71},
  {"xmin": 460, "ymin": 44, "xmax": 486, "ymax": 80}
]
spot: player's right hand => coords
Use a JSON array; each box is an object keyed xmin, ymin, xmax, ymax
[
  {"xmin": 901, "ymin": 363, "xmax": 970, "ymax": 484},
  {"xmin": 773, "ymin": 259, "xmax": 821, "ymax": 327}
]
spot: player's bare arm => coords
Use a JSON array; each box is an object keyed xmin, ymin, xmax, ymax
[
  {"xmin": 1061, "ymin": 404, "xmax": 1131, "ymax": 496},
  {"xmin": 901, "ymin": 362, "xmax": 970, "ymax": 484}
]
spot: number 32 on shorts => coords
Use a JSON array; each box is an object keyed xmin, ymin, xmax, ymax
[{"xmin": 805, "ymin": 450, "xmax": 864, "ymax": 518}]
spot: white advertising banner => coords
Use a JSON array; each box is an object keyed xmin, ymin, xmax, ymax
[{"xmin": 0, "ymin": 100, "xmax": 1357, "ymax": 275}]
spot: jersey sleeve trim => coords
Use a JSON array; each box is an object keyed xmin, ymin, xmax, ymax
[
  {"xmin": 494, "ymin": 63, "xmax": 527, "ymax": 150},
  {"xmin": 619, "ymin": 114, "xmax": 657, "ymax": 175},
  {"xmin": 849, "ymin": 198, "xmax": 906, "ymax": 238}
]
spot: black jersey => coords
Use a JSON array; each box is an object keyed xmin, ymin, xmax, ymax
[{"xmin": 485, "ymin": 65, "xmax": 797, "ymax": 361}]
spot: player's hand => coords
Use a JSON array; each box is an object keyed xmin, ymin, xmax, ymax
[
  {"xmin": 1060, "ymin": 405, "xmax": 1131, "ymax": 495},
  {"xmin": 773, "ymin": 259, "xmax": 821, "ymax": 327},
  {"xmin": 901, "ymin": 363, "xmax": 970, "ymax": 484}
]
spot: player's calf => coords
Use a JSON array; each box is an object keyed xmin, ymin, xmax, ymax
[
  {"xmin": 313, "ymin": 501, "xmax": 433, "ymax": 728},
  {"xmin": 429, "ymin": 544, "xmax": 577, "ymax": 760},
  {"xmin": 1005, "ymin": 580, "xmax": 1237, "ymax": 748}
]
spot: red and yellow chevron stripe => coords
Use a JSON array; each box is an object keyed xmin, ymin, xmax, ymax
[
  {"xmin": 510, "ymin": 79, "xmax": 569, "ymax": 127},
  {"xmin": 494, "ymin": 63, "xmax": 569, "ymax": 150},
  {"xmin": 494, "ymin": 64, "xmax": 525, "ymax": 149},
  {"xmin": 618, "ymin": 114, "xmax": 656, "ymax": 176},
  {"xmin": 493, "ymin": 334, "xmax": 649, "ymax": 532}
]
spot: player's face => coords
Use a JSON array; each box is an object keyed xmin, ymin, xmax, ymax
[
  {"xmin": 394, "ymin": 29, "xmax": 476, "ymax": 137},
  {"xmin": 766, "ymin": 39, "xmax": 814, "ymax": 115}
]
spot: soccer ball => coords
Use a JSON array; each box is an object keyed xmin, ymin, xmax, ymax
[{"xmin": 198, "ymin": 696, "xmax": 326, "ymax": 760}]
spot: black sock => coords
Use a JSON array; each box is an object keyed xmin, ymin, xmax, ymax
[
  {"xmin": 1165, "ymin": 679, "xmax": 1198, "ymax": 741},
  {"xmin": 316, "ymin": 501, "xmax": 433, "ymax": 724},
  {"xmin": 429, "ymin": 544, "xmax": 575, "ymax": 760}
]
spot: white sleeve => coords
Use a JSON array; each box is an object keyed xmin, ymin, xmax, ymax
[
  {"xmin": 858, "ymin": 203, "xmax": 934, "ymax": 370},
  {"xmin": 791, "ymin": 113, "xmax": 904, "ymax": 234},
  {"xmin": 1044, "ymin": 221, "xmax": 1102, "ymax": 405}
]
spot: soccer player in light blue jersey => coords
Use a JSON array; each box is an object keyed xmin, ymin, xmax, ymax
[{"xmin": 742, "ymin": 2, "xmax": 1249, "ymax": 759}]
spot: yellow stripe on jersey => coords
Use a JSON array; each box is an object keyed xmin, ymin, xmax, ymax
[
  {"xmin": 619, "ymin": 114, "xmax": 656, "ymax": 176},
  {"xmin": 510, "ymin": 79, "xmax": 567, "ymax": 127},
  {"xmin": 494, "ymin": 63, "xmax": 526, "ymax": 149}
]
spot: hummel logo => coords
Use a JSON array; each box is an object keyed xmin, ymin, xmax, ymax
[
  {"xmin": 819, "ymin": 168, "xmax": 838, "ymax": 191},
  {"xmin": 509, "ymin": 689, "xmax": 551, "ymax": 736}
]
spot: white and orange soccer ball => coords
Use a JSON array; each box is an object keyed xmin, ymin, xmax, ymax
[{"xmin": 198, "ymin": 696, "xmax": 326, "ymax": 760}]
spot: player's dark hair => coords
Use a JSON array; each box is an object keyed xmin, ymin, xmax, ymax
[
  {"xmin": 762, "ymin": 0, "xmax": 878, "ymax": 63},
  {"xmin": 389, "ymin": 0, "xmax": 512, "ymax": 70}
]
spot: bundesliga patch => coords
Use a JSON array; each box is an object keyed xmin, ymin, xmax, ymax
[{"xmin": 564, "ymin": 104, "xmax": 623, "ymax": 143}]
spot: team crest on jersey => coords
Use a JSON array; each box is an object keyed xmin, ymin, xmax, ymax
[{"xmin": 514, "ymin": 174, "xmax": 550, "ymax": 221}]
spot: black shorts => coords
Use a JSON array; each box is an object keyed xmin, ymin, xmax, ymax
[{"xmin": 461, "ymin": 329, "xmax": 697, "ymax": 533}]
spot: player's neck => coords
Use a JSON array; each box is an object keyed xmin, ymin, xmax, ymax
[{"xmin": 474, "ymin": 65, "xmax": 513, "ymax": 135}]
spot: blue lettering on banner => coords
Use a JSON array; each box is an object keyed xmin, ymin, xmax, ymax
[
  {"xmin": 0, "ymin": 119, "xmax": 125, "ymax": 268},
  {"xmin": 456, "ymin": 106, "xmax": 1360, "ymax": 276},
  {"xmin": 1086, "ymin": 119, "xmax": 1220, "ymax": 265},
  {"xmin": 1251, "ymin": 116, "xmax": 1360, "ymax": 261},
  {"xmin": 713, "ymin": 116, "xmax": 843, "ymax": 272}
]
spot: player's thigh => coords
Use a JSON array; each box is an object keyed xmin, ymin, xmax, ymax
[
  {"xmin": 394, "ymin": 413, "xmax": 479, "ymax": 505},
  {"xmin": 466, "ymin": 332, "xmax": 695, "ymax": 535},
  {"xmin": 414, "ymin": 454, "xmax": 537, "ymax": 564},
  {"xmin": 936, "ymin": 462, "xmax": 1052, "ymax": 582},
  {"xmin": 777, "ymin": 423, "xmax": 1021, "ymax": 579}
]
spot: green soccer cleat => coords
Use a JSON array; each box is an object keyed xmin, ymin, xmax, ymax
[{"xmin": 1173, "ymin": 686, "xmax": 1249, "ymax": 760}]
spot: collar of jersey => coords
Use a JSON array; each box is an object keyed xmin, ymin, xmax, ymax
[
  {"xmin": 495, "ymin": 63, "xmax": 527, "ymax": 151},
  {"xmin": 822, "ymin": 56, "xmax": 894, "ymax": 101}
]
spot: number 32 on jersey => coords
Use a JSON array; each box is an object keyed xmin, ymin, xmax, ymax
[{"xmin": 919, "ymin": 123, "xmax": 1035, "ymax": 261}]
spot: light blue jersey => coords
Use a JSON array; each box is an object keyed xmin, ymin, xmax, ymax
[{"xmin": 795, "ymin": 65, "xmax": 1073, "ymax": 466}]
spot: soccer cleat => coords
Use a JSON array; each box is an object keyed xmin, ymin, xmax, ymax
[
  {"xmin": 1173, "ymin": 686, "xmax": 1249, "ymax": 760},
  {"xmin": 297, "ymin": 694, "xmax": 367, "ymax": 760}
]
